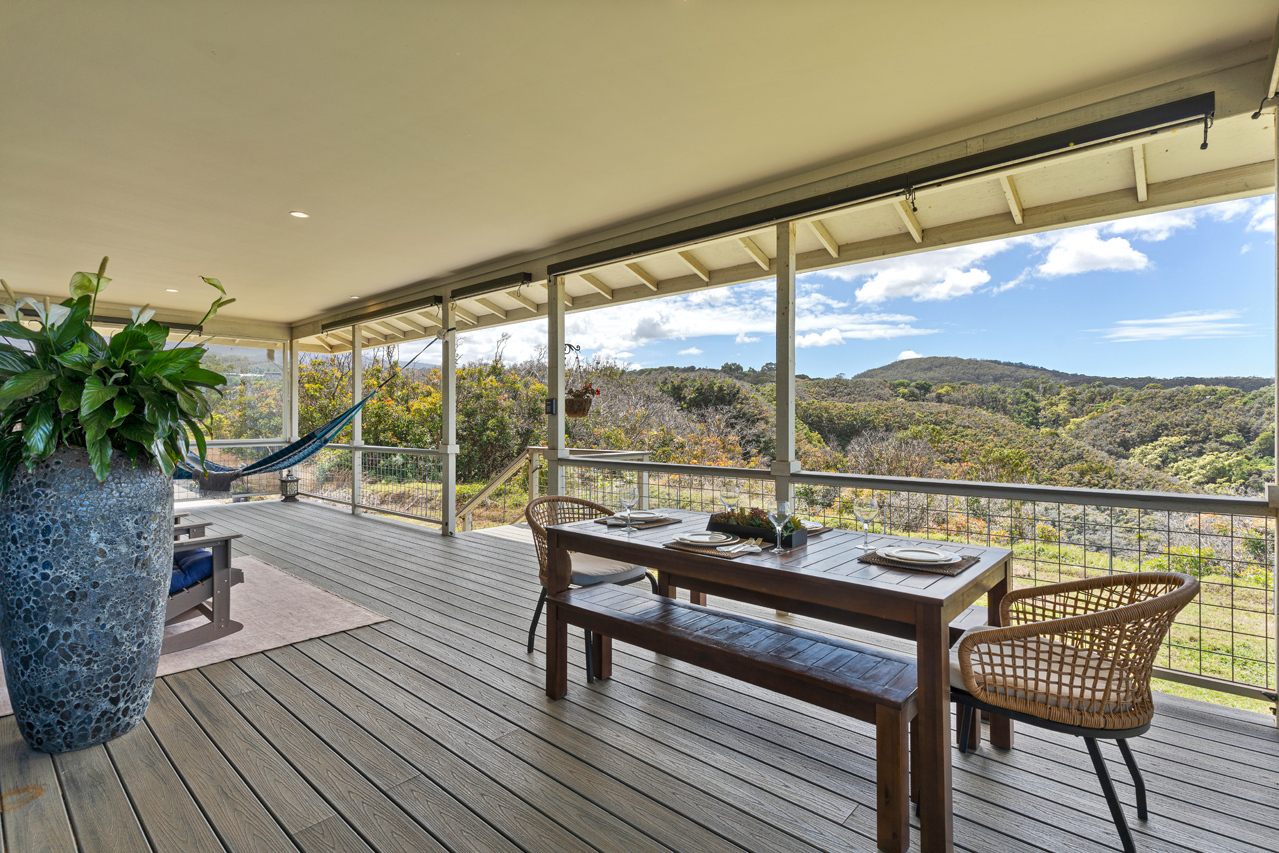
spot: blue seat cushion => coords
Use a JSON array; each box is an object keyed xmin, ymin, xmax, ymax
[{"xmin": 171, "ymin": 549, "xmax": 213, "ymax": 595}]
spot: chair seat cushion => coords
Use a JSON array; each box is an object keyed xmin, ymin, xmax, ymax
[
  {"xmin": 171, "ymin": 549, "xmax": 213, "ymax": 595},
  {"xmin": 950, "ymin": 627, "xmax": 1137, "ymax": 716},
  {"xmin": 570, "ymin": 553, "xmax": 648, "ymax": 586}
]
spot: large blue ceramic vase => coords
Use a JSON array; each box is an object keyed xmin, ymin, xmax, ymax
[{"xmin": 0, "ymin": 447, "xmax": 172, "ymax": 753}]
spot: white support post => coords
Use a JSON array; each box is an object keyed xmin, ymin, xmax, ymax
[
  {"xmin": 1272, "ymin": 118, "xmax": 1278, "ymax": 724},
  {"xmin": 546, "ymin": 275, "xmax": 568, "ymax": 496},
  {"xmin": 772, "ymin": 221, "xmax": 799, "ymax": 505},
  {"xmin": 286, "ymin": 339, "xmax": 300, "ymax": 441},
  {"xmin": 440, "ymin": 298, "xmax": 458, "ymax": 535},
  {"xmin": 638, "ymin": 452, "xmax": 651, "ymax": 510},
  {"xmin": 350, "ymin": 326, "xmax": 362, "ymax": 515}
]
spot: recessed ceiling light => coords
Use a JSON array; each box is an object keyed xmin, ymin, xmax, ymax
[
  {"xmin": 349, "ymin": 295, "xmax": 359, "ymax": 299},
  {"xmin": 165, "ymin": 288, "xmax": 178, "ymax": 292},
  {"xmin": 290, "ymin": 211, "xmax": 309, "ymax": 218}
]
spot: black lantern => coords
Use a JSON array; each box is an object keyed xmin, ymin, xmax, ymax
[{"xmin": 279, "ymin": 469, "xmax": 300, "ymax": 502}]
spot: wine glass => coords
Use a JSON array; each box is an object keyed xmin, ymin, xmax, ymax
[
  {"xmin": 853, "ymin": 492, "xmax": 879, "ymax": 548},
  {"xmin": 619, "ymin": 483, "xmax": 639, "ymax": 529},
  {"xmin": 768, "ymin": 500, "xmax": 791, "ymax": 555},
  {"xmin": 719, "ymin": 481, "xmax": 740, "ymax": 518}
]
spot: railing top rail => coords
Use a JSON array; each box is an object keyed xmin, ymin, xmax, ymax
[
  {"xmin": 325, "ymin": 442, "xmax": 447, "ymax": 457},
  {"xmin": 560, "ymin": 455, "xmax": 1273, "ymax": 517},
  {"xmin": 207, "ymin": 438, "xmax": 286, "ymax": 447}
]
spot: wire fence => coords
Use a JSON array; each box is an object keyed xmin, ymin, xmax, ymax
[
  {"xmin": 173, "ymin": 442, "xmax": 285, "ymax": 502},
  {"xmin": 359, "ymin": 449, "xmax": 444, "ymax": 521}
]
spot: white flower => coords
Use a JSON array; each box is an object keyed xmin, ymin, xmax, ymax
[{"xmin": 129, "ymin": 305, "xmax": 155, "ymax": 326}]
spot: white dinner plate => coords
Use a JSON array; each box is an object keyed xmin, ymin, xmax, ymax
[
  {"xmin": 879, "ymin": 546, "xmax": 961, "ymax": 564},
  {"xmin": 676, "ymin": 532, "xmax": 738, "ymax": 546},
  {"xmin": 621, "ymin": 510, "xmax": 661, "ymax": 521}
]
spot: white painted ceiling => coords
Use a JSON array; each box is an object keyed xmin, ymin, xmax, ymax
[{"xmin": 2, "ymin": 1, "xmax": 1276, "ymax": 326}]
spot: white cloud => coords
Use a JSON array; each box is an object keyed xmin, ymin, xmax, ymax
[
  {"xmin": 1248, "ymin": 204, "xmax": 1275, "ymax": 234},
  {"xmin": 677, "ymin": 346, "xmax": 702, "ymax": 355},
  {"xmin": 815, "ymin": 241, "xmax": 1016, "ymax": 305},
  {"xmin": 1105, "ymin": 209, "xmax": 1198, "ymax": 242},
  {"xmin": 796, "ymin": 329, "xmax": 845, "ymax": 348},
  {"xmin": 897, "ymin": 350, "xmax": 924, "ymax": 360},
  {"xmin": 453, "ymin": 278, "xmax": 936, "ymax": 362},
  {"xmin": 1035, "ymin": 227, "xmax": 1148, "ymax": 277},
  {"xmin": 1098, "ymin": 310, "xmax": 1252, "ymax": 342}
]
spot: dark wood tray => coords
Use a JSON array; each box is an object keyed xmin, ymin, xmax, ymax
[{"xmin": 705, "ymin": 519, "xmax": 808, "ymax": 549}]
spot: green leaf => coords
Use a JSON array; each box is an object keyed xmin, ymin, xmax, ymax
[
  {"xmin": 112, "ymin": 395, "xmax": 135, "ymax": 422},
  {"xmin": 0, "ymin": 346, "xmax": 35, "ymax": 375},
  {"xmin": 80, "ymin": 404, "xmax": 114, "ymax": 444},
  {"xmin": 200, "ymin": 276, "xmax": 226, "ymax": 295},
  {"xmin": 54, "ymin": 341, "xmax": 98, "ymax": 372},
  {"xmin": 188, "ymin": 421, "xmax": 207, "ymax": 462},
  {"xmin": 0, "ymin": 368, "xmax": 56, "ymax": 408},
  {"xmin": 138, "ymin": 320, "xmax": 169, "ymax": 350},
  {"xmin": 87, "ymin": 435, "xmax": 112, "ymax": 481},
  {"xmin": 115, "ymin": 421, "xmax": 157, "ymax": 446},
  {"xmin": 178, "ymin": 366, "xmax": 226, "ymax": 387},
  {"xmin": 56, "ymin": 378, "xmax": 83, "ymax": 412},
  {"xmin": 149, "ymin": 440, "xmax": 175, "ymax": 477},
  {"xmin": 69, "ymin": 271, "xmax": 111, "ymax": 298},
  {"xmin": 22, "ymin": 402, "xmax": 55, "ymax": 459},
  {"xmin": 80, "ymin": 374, "xmax": 121, "ymax": 414},
  {"xmin": 0, "ymin": 320, "xmax": 43, "ymax": 342},
  {"xmin": 108, "ymin": 329, "xmax": 151, "ymax": 361},
  {"xmin": 140, "ymin": 347, "xmax": 202, "ymax": 378}
]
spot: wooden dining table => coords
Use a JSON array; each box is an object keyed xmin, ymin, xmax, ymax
[{"xmin": 544, "ymin": 508, "xmax": 1014, "ymax": 853}]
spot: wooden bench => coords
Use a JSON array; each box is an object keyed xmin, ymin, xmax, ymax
[
  {"xmin": 173, "ymin": 519, "xmax": 212, "ymax": 540},
  {"xmin": 551, "ymin": 583, "xmax": 919, "ymax": 853}
]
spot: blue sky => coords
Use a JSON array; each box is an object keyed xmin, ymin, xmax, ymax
[{"xmin": 453, "ymin": 195, "xmax": 1278, "ymax": 379}]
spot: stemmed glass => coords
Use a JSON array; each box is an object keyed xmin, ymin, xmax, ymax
[
  {"xmin": 619, "ymin": 483, "xmax": 639, "ymax": 535},
  {"xmin": 853, "ymin": 492, "xmax": 879, "ymax": 549},
  {"xmin": 719, "ymin": 481, "xmax": 740, "ymax": 518},
  {"xmin": 768, "ymin": 500, "xmax": 791, "ymax": 555}
]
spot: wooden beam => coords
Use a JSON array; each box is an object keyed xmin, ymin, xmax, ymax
[
  {"xmin": 806, "ymin": 220, "xmax": 839, "ymax": 258},
  {"xmin": 579, "ymin": 273, "xmax": 613, "ymax": 300},
  {"xmin": 999, "ymin": 175, "xmax": 1024, "ymax": 224},
  {"xmin": 624, "ymin": 263, "xmax": 659, "ymax": 291},
  {"xmin": 357, "ymin": 325, "xmax": 389, "ymax": 344},
  {"xmin": 738, "ymin": 236, "xmax": 770, "ymax": 270},
  {"xmin": 388, "ymin": 315, "xmax": 433, "ymax": 336},
  {"xmin": 895, "ymin": 200, "xmax": 923, "ymax": 242},
  {"xmin": 452, "ymin": 304, "xmax": 478, "ymax": 326},
  {"xmin": 474, "ymin": 297, "xmax": 508, "ymax": 319},
  {"xmin": 327, "ymin": 329, "xmax": 352, "ymax": 344},
  {"xmin": 1132, "ymin": 144, "xmax": 1148, "ymax": 203},
  {"xmin": 1267, "ymin": 10, "xmax": 1279, "ymax": 97},
  {"xmin": 408, "ymin": 310, "xmax": 442, "ymax": 329},
  {"xmin": 677, "ymin": 250, "xmax": 710, "ymax": 282},
  {"xmin": 531, "ymin": 280, "xmax": 571, "ymax": 307},
  {"xmin": 505, "ymin": 289, "xmax": 538, "ymax": 311}
]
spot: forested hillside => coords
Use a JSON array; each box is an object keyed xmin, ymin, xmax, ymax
[
  {"xmin": 855, "ymin": 356, "xmax": 1269, "ymax": 392},
  {"xmin": 202, "ymin": 348, "xmax": 1275, "ymax": 495}
]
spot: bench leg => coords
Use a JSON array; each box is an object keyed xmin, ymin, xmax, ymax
[
  {"xmin": 591, "ymin": 633, "xmax": 612, "ymax": 680},
  {"xmin": 876, "ymin": 705, "xmax": 910, "ymax": 853},
  {"xmin": 689, "ymin": 591, "xmax": 707, "ymax": 606},
  {"xmin": 545, "ymin": 601, "xmax": 568, "ymax": 699}
]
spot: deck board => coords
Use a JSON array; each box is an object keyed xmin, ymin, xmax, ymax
[{"xmin": 5, "ymin": 498, "xmax": 1276, "ymax": 853}]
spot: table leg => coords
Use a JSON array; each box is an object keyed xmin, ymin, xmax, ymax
[
  {"xmin": 988, "ymin": 562, "xmax": 1014, "ymax": 750},
  {"xmin": 689, "ymin": 591, "xmax": 707, "ymax": 606},
  {"xmin": 545, "ymin": 532, "xmax": 570, "ymax": 700},
  {"xmin": 657, "ymin": 571, "xmax": 672, "ymax": 598},
  {"xmin": 591, "ymin": 633, "xmax": 612, "ymax": 680},
  {"xmin": 917, "ymin": 603, "xmax": 953, "ymax": 853}
]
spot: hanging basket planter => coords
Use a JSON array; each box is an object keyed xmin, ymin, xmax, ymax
[{"xmin": 565, "ymin": 395, "xmax": 593, "ymax": 418}]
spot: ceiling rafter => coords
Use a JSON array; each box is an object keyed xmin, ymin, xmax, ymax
[
  {"xmin": 738, "ymin": 236, "xmax": 770, "ymax": 270},
  {"xmin": 1132, "ymin": 144, "xmax": 1148, "ymax": 202},
  {"xmin": 894, "ymin": 200, "xmax": 924, "ymax": 242},
  {"xmin": 505, "ymin": 289, "xmax": 538, "ymax": 311},
  {"xmin": 677, "ymin": 250, "xmax": 711, "ymax": 282},
  {"xmin": 806, "ymin": 219, "xmax": 839, "ymax": 258},
  {"xmin": 580, "ymin": 273, "xmax": 613, "ymax": 299},
  {"xmin": 474, "ymin": 296, "xmax": 508, "ymax": 319},
  {"xmin": 624, "ymin": 262, "xmax": 659, "ymax": 291},
  {"xmin": 999, "ymin": 175, "xmax": 1024, "ymax": 224}
]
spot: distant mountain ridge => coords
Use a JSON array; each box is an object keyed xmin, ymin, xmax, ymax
[{"xmin": 854, "ymin": 356, "xmax": 1271, "ymax": 392}]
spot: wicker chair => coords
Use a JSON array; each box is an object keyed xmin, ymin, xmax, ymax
[
  {"xmin": 950, "ymin": 571, "xmax": 1199, "ymax": 853},
  {"xmin": 525, "ymin": 496, "xmax": 658, "ymax": 679}
]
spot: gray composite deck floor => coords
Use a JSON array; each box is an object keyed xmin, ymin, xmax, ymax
[{"xmin": 3, "ymin": 499, "xmax": 1277, "ymax": 853}]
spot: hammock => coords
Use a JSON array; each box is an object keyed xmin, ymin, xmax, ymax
[{"xmin": 177, "ymin": 333, "xmax": 445, "ymax": 493}]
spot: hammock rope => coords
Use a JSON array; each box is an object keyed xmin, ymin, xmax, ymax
[{"xmin": 178, "ymin": 333, "xmax": 448, "ymax": 492}]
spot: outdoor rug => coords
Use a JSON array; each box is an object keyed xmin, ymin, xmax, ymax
[{"xmin": 0, "ymin": 555, "xmax": 387, "ymax": 717}]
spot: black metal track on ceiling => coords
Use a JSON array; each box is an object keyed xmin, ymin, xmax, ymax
[
  {"xmin": 548, "ymin": 92, "xmax": 1216, "ymax": 277},
  {"xmin": 450, "ymin": 271, "xmax": 532, "ymax": 301}
]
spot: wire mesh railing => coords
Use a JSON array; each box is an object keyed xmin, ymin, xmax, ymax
[
  {"xmin": 358, "ymin": 448, "xmax": 445, "ymax": 522},
  {"xmin": 561, "ymin": 456, "xmax": 1277, "ymax": 700},
  {"xmin": 174, "ymin": 440, "xmax": 285, "ymax": 502}
]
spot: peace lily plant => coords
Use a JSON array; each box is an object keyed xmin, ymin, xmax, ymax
[{"xmin": 0, "ymin": 257, "xmax": 233, "ymax": 492}]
